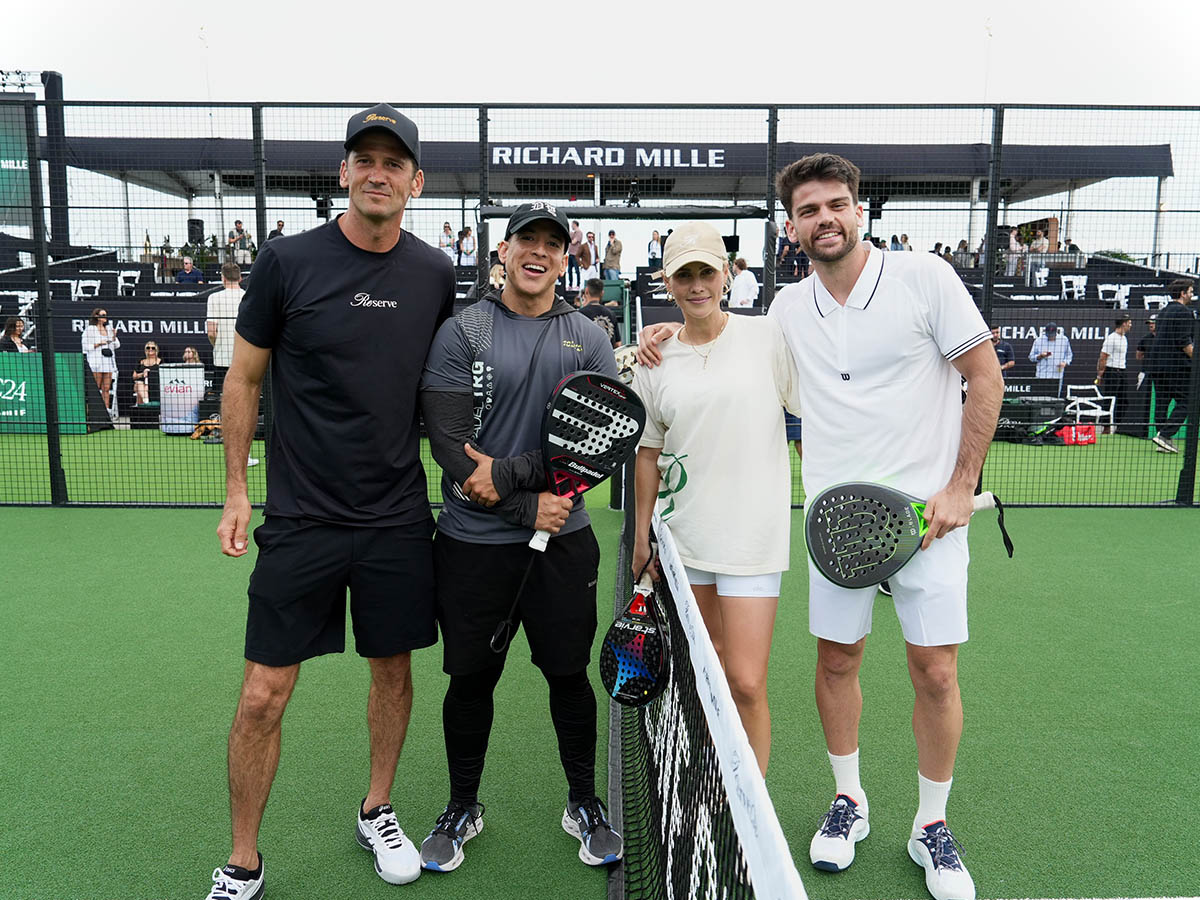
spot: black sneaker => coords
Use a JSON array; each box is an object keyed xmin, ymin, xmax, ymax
[
  {"xmin": 203, "ymin": 854, "xmax": 264, "ymax": 900},
  {"xmin": 562, "ymin": 797, "xmax": 623, "ymax": 865},
  {"xmin": 420, "ymin": 801, "xmax": 485, "ymax": 873}
]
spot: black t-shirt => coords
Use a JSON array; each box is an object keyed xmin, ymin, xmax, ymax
[
  {"xmin": 577, "ymin": 303, "xmax": 621, "ymax": 348},
  {"xmin": 236, "ymin": 217, "xmax": 455, "ymax": 525},
  {"xmin": 1146, "ymin": 302, "xmax": 1197, "ymax": 375}
]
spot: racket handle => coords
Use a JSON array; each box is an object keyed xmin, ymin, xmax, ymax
[
  {"xmin": 529, "ymin": 529, "xmax": 551, "ymax": 552},
  {"xmin": 972, "ymin": 492, "xmax": 996, "ymax": 512}
]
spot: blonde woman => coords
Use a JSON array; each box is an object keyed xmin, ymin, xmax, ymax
[
  {"xmin": 182, "ymin": 346, "xmax": 202, "ymax": 364},
  {"xmin": 81, "ymin": 308, "xmax": 120, "ymax": 411},
  {"xmin": 631, "ymin": 221, "xmax": 800, "ymax": 776},
  {"xmin": 132, "ymin": 341, "xmax": 162, "ymax": 405}
]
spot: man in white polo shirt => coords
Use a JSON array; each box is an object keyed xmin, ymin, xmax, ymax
[{"xmin": 769, "ymin": 153, "xmax": 1002, "ymax": 900}]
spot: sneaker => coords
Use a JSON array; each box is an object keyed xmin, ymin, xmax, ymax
[
  {"xmin": 356, "ymin": 801, "xmax": 421, "ymax": 885},
  {"xmin": 247, "ymin": 456, "xmax": 260, "ymax": 467},
  {"xmin": 562, "ymin": 797, "xmax": 623, "ymax": 865},
  {"xmin": 204, "ymin": 854, "xmax": 264, "ymax": 900},
  {"xmin": 809, "ymin": 794, "xmax": 869, "ymax": 872},
  {"xmin": 908, "ymin": 820, "xmax": 975, "ymax": 900},
  {"xmin": 1151, "ymin": 433, "xmax": 1179, "ymax": 454},
  {"xmin": 420, "ymin": 801, "xmax": 485, "ymax": 873},
  {"xmin": 879, "ymin": 580, "xmax": 892, "ymax": 597}
]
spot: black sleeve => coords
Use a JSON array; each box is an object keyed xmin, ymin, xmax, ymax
[
  {"xmin": 420, "ymin": 388, "xmax": 539, "ymax": 528},
  {"xmin": 234, "ymin": 241, "xmax": 284, "ymax": 349}
]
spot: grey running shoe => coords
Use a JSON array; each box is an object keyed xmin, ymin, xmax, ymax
[
  {"xmin": 203, "ymin": 854, "xmax": 264, "ymax": 900},
  {"xmin": 562, "ymin": 797, "xmax": 623, "ymax": 865},
  {"xmin": 1151, "ymin": 432, "xmax": 1179, "ymax": 453},
  {"xmin": 420, "ymin": 802, "xmax": 485, "ymax": 873}
]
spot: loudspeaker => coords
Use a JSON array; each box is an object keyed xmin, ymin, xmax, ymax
[
  {"xmin": 187, "ymin": 218, "xmax": 204, "ymax": 243},
  {"xmin": 722, "ymin": 235, "xmax": 740, "ymax": 253}
]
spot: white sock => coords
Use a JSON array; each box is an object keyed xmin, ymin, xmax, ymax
[
  {"xmin": 914, "ymin": 772, "xmax": 953, "ymax": 830},
  {"xmin": 828, "ymin": 749, "xmax": 866, "ymax": 814}
]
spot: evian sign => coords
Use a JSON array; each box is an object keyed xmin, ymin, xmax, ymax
[{"xmin": 350, "ymin": 293, "xmax": 397, "ymax": 309}]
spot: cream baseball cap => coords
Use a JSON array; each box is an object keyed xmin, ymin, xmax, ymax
[{"xmin": 662, "ymin": 222, "xmax": 726, "ymax": 277}]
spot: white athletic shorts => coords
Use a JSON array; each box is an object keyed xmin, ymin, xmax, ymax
[
  {"xmin": 684, "ymin": 566, "xmax": 782, "ymax": 598},
  {"xmin": 808, "ymin": 526, "xmax": 969, "ymax": 647}
]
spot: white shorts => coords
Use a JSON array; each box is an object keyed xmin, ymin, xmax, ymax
[
  {"xmin": 808, "ymin": 526, "xmax": 969, "ymax": 647},
  {"xmin": 684, "ymin": 566, "xmax": 782, "ymax": 598}
]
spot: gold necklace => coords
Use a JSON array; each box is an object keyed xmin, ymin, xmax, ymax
[{"xmin": 680, "ymin": 312, "xmax": 729, "ymax": 369}]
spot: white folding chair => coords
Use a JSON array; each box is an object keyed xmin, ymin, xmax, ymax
[
  {"xmin": 1060, "ymin": 275, "xmax": 1088, "ymax": 301},
  {"xmin": 1033, "ymin": 266, "xmax": 1050, "ymax": 288},
  {"xmin": 1097, "ymin": 284, "xmax": 1131, "ymax": 309},
  {"xmin": 1064, "ymin": 384, "xmax": 1114, "ymax": 430},
  {"xmin": 1144, "ymin": 295, "xmax": 1171, "ymax": 311},
  {"xmin": 118, "ymin": 270, "xmax": 141, "ymax": 296}
]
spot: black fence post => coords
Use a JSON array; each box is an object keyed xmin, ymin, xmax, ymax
[
  {"xmin": 763, "ymin": 106, "xmax": 779, "ymax": 308},
  {"xmin": 251, "ymin": 104, "xmax": 267, "ymax": 266},
  {"xmin": 477, "ymin": 106, "xmax": 489, "ymax": 293},
  {"xmin": 1174, "ymin": 317, "xmax": 1200, "ymax": 505},
  {"xmin": 40, "ymin": 71, "xmax": 69, "ymax": 254},
  {"xmin": 25, "ymin": 100, "xmax": 68, "ymax": 505},
  {"xmin": 980, "ymin": 105, "xmax": 1004, "ymax": 324}
]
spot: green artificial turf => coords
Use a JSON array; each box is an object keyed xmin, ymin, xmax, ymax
[
  {"xmin": 2, "ymin": 503, "xmax": 1197, "ymax": 900},
  {"xmin": 0, "ymin": 501, "xmax": 623, "ymax": 900}
]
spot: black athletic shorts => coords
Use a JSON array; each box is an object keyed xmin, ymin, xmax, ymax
[
  {"xmin": 434, "ymin": 526, "xmax": 600, "ymax": 677},
  {"xmin": 245, "ymin": 515, "xmax": 437, "ymax": 666}
]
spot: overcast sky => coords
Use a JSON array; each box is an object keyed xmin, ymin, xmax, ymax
[{"xmin": 4, "ymin": 0, "xmax": 1199, "ymax": 105}]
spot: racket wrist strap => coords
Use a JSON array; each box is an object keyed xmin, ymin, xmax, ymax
[{"xmin": 992, "ymin": 495, "xmax": 1015, "ymax": 558}]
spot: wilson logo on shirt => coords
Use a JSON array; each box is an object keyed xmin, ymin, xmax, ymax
[{"xmin": 350, "ymin": 292, "xmax": 398, "ymax": 309}]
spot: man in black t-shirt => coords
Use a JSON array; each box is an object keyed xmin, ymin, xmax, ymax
[
  {"xmin": 990, "ymin": 325, "xmax": 1015, "ymax": 378},
  {"xmin": 576, "ymin": 277, "xmax": 621, "ymax": 348},
  {"xmin": 207, "ymin": 103, "xmax": 454, "ymax": 899},
  {"xmin": 1147, "ymin": 279, "xmax": 1196, "ymax": 453}
]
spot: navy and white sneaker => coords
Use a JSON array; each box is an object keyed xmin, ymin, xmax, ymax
[
  {"xmin": 908, "ymin": 820, "xmax": 975, "ymax": 900},
  {"xmin": 809, "ymin": 794, "xmax": 869, "ymax": 871},
  {"xmin": 356, "ymin": 801, "xmax": 421, "ymax": 884},
  {"xmin": 420, "ymin": 801, "xmax": 485, "ymax": 872},
  {"xmin": 562, "ymin": 797, "xmax": 623, "ymax": 865},
  {"xmin": 204, "ymin": 854, "xmax": 264, "ymax": 900}
]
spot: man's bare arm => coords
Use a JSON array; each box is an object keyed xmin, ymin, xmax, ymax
[
  {"xmin": 921, "ymin": 341, "xmax": 1004, "ymax": 549},
  {"xmin": 217, "ymin": 334, "xmax": 271, "ymax": 557}
]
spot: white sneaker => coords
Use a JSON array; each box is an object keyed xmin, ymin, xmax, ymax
[
  {"xmin": 357, "ymin": 802, "xmax": 421, "ymax": 884},
  {"xmin": 246, "ymin": 457, "xmax": 260, "ymax": 468},
  {"xmin": 204, "ymin": 855, "xmax": 264, "ymax": 900},
  {"xmin": 809, "ymin": 794, "xmax": 869, "ymax": 872},
  {"xmin": 908, "ymin": 820, "xmax": 975, "ymax": 900}
]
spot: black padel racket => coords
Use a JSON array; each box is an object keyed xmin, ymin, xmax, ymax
[
  {"xmin": 529, "ymin": 371, "xmax": 646, "ymax": 551},
  {"xmin": 805, "ymin": 482, "xmax": 1013, "ymax": 588},
  {"xmin": 599, "ymin": 574, "xmax": 670, "ymax": 707}
]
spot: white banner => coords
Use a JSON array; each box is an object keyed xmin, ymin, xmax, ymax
[{"xmin": 653, "ymin": 512, "xmax": 808, "ymax": 900}]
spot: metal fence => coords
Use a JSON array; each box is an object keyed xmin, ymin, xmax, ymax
[{"xmin": 1, "ymin": 99, "xmax": 1197, "ymax": 506}]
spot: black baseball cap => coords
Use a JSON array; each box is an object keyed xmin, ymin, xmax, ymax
[
  {"xmin": 504, "ymin": 202, "xmax": 571, "ymax": 245},
  {"xmin": 344, "ymin": 103, "xmax": 420, "ymax": 165}
]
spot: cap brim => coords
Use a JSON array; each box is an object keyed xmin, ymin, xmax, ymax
[{"xmin": 664, "ymin": 248, "xmax": 726, "ymax": 278}]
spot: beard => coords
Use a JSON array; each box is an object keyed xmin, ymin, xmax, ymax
[{"xmin": 802, "ymin": 226, "xmax": 859, "ymax": 263}]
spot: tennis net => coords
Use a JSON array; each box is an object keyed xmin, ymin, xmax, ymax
[{"xmin": 611, "ymin": 509, "xmax": 807, "ymax": 900}]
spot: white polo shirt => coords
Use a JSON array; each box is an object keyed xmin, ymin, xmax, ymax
[
  {"xmin": 1099, "ymin": 331, "xmax": 1127, "ymax": 370},
  {"xmin": 769, "ymin": 245, "xmax": 990, "ymax": 501},
  {"xmin": 206, "ymin": 286, "xmax": 243, "ymax": 368}
]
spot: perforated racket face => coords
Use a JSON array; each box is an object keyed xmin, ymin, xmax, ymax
[
  {"xmin": 804, "ymin": 482, "xmax": 928, "ymax": 588},
  {"xmin": 542, "ymin": 371, "xmax": 646, "ymax": 499},
  {"xmin": 599, "ymin": 586, "xmax": 669, "ymax": 707}
]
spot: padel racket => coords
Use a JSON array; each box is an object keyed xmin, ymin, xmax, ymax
[
  {"xmin": 529, "ymin": 371, "xmax": 646, "ymax": 551},
  {"xmin": 599, "ymin": 573, "xmax": 670, "ymax": 707},
  {"xmin": 805, "ymin": 482, "xmax": 1013, "ymax": 588}
]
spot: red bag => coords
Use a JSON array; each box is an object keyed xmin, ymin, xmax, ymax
[{"xmin": 1054, "ymin": 424, "xmax": 1096, "ymax": 445}]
